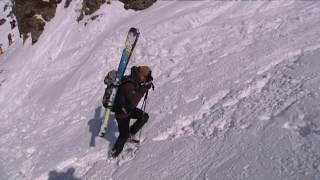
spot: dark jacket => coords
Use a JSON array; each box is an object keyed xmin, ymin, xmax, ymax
[{"xmin": 113, "ymin": 66, "xmax": 152, "ymax": 115}]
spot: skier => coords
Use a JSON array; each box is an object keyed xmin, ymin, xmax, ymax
[
  {"xmin": 0, "ymin": 44, "xmax": 3, "ymax": 55},
  {"xmin": 8, "ymin": 33, "xmax": 13, "ymax": 46},
  {"xmin": 109, "ymin": 65, "xmax": 154, "ymax": 157}
]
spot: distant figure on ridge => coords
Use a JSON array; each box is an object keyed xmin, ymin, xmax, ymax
[
  {"xmin": 0, "ymin": 44, "xmax": 3, "ymax": 55},
  {"xmin": 8, "ymin": 33, "xmax": 13, "ymax": 46}
]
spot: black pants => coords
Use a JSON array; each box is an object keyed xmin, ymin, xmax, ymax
[{"xmin": 112, "ymin": 108, "xmax": 149, "ymax": 156}]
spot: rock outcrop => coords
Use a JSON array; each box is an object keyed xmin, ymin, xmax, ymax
[
  {"xmin": 64, "ymin": 0, "xmax": 72, "ymax": 8},
  {"xmin": 77, "ymin": 0, "xmax": 156, "ymax": 22},
  {"xmin": 0, "ymin": 18, "xmax": 6, "ymax": 26},
  {"xmin": 12, "ymin": 0, "xmax": 61, "ymax": 44},
  {"xmin": 77, "ymin": 0, "xmax": 106, "ymax": 22},
  {"xmin": 120, "ymin": 0, "xmax": 156, "ymax": 11},
  {"xmin": 10, "ymin": 0, "xmax": 156, "ymax": 44}
]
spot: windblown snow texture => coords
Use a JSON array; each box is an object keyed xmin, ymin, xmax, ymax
[{"xmin": 0, "ymin": 1, "xmax": 320, "ymax": 180}]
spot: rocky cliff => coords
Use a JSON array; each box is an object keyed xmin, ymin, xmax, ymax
[
  {"xmin": 10, "ymin": 0, "xmax": 156, "ymax": 44},
  {"xmin": 12, "ymin": 0, "xmax": 61, "ymax": 44}
]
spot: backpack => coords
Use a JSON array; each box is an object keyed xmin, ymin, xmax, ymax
[
  {"xmin": 102, "ymin": 70, "xmax": 133, "ymax": 108},
  {"xmin": 102, "ymin": 69, "xmax": 155, "ymax": 109},
  {"xmin": 102, "ymin": 70, "xmax": 117, "ymax": 108}
]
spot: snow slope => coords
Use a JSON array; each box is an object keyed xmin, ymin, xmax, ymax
[{"xmin": 1, "ymin": 0, "xmax": 320, "ymax": 179}]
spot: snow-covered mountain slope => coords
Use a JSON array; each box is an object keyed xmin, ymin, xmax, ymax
[{"xmin": 1, "ymin": 1, "xmax": 320, "ymax": 179}]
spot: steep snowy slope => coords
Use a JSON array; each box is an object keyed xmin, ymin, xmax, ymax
[{"xmin": 1, "ymin": 1, "xmax": 320, "ymax": 180}]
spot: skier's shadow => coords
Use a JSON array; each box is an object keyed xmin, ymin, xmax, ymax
[
  {"xmin": 88, "ymin": 106, "xmax": 117, "ymax": 147},
  {"xmin": 48, "ymin": 167, "xmax": 80, "ymax": 180}
]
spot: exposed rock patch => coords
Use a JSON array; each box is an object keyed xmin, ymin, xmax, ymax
[
  {"xmin": 77, "ymin": 0, "xmax": 156, "ymax": 22},
  {"xmin": 120, "ymin": 0, "xmax": 156, "ymax": 10},
  {"xmin": 0, "ymin": 18, "xmax": 6, "ymax": 26},
  {"xmin": 64, "ymin": 0, "xmax": 73, "ymax": 8},
  {"xmin": 12, "ymin": 0, "xmax": 61, "ymax": 44},
  {"xmin": 77, "ymin": 0, "xmax": 106, "ymax": 22}
]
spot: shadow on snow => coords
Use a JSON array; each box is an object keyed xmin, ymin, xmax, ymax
[
  {"xmin": 48, "ymin": 167, "xmax": 80, "ymax": 180},
  {"xmin": 87, "ymin": 106, "xmax": 117, "ymax": 147}
]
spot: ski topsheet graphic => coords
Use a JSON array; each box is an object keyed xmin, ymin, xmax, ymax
[{"xmin": 99, "ymin": 27, "xmax": 140, "ymax": 137}]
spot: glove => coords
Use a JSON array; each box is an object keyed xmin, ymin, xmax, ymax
[
  {"xmin": 141, "ymin": 74, "xmax": 154, "ymax": 89},
  {"xmin": 140, "ymin": 81, "xmax": 154, "ymax": 90},
  {"xmin": 121, "ymin": 107, "xmax": 129, "ymax": 114},
  {"xmin": 146, "ymin": 73, "xmax": 153, "ymax": 82}
]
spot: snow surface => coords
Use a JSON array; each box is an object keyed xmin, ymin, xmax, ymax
[{"xmin": 1, "ymin": 0, "xmax": 320, "ymax": 180}]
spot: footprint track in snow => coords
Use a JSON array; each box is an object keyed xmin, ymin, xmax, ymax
[{"xmin": 153, "ymin": 57, "xmax": 310, "ymax": 141}]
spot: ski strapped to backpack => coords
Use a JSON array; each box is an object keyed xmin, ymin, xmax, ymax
[
  {"xmin": 99, "ymin": 27, "xmax": 140, "ymax": 137},
  {"xmin": 102, "ymin": 74, "xmax": 135, "ymax": 109}
]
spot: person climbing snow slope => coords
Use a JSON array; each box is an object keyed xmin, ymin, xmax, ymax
[{"xmin": 109, "ymin": 65, "xmax": 154, "ymax": 157}]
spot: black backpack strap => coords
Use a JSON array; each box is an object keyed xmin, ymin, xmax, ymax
[{"xmin": 121, "ymin": 75, "xmax": 138, "ymax": 85}]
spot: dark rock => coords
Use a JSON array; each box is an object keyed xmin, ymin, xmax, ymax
[
  {"xmin": 64, "ymin": 0, "xmax": 72, "ymax": 8},
  {"xmin": 3, "ymin": 3, "xmax": 10, "ymax": 12},
  {"xmin": 78, "ymin": 0, "xmax": 106, "ymax": 21},
  {"xmin": 83, "ymin": 0, "xmax": 106, "ymax": 15},
  {"xmin": 12, "ymin": 0, "xmax": 59, "ymax": 44},
  {"xmin": 77, "ymin": 0, "xmax": 155, "ymax": 22},
  {"xmin": 120, "ymin": 0, "xmax": 156, "ymax": 11},
  {"xmin": 91, "ymin": 15, "xmax": 100, "ymax": 21},
  {"xmin": 10, "ymin": 19, "xmax": 17, "ymax": 29},
  {"xmin": 0, "ymin": 19, "xmax": 6, "ymax": 26}
]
